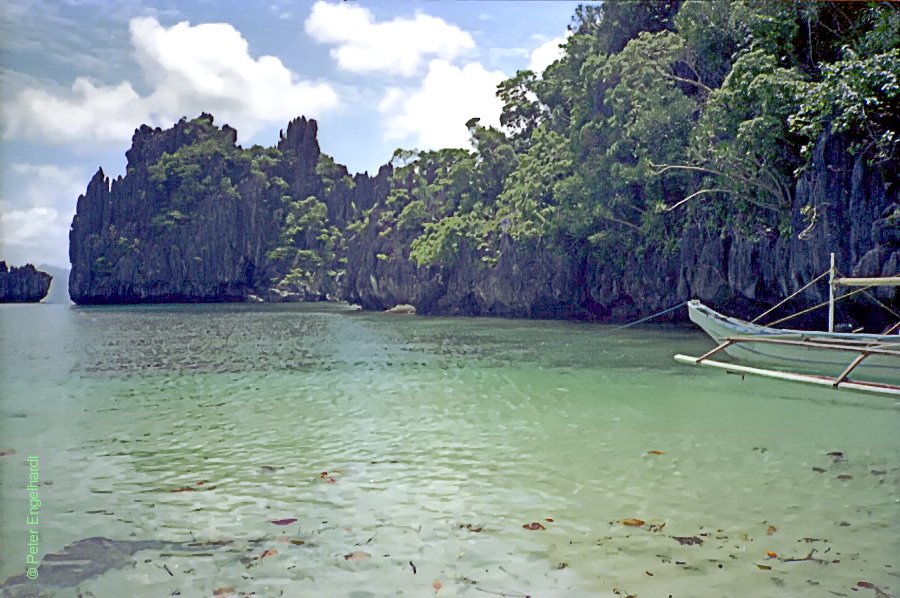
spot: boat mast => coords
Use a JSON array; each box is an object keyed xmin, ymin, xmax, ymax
[{"xmin": 828, "ymin": 252, "xmax": 835, "ymax": 333}]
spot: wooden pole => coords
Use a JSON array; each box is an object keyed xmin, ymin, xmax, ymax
[
  {"xmin": 832, "ymin": 276, "xmax": 900, "ymax": 287},
  {"xmin": 828, "ymin": 252, "xmax": 835, "ymax": 333},
  {"xmin": 833, "ymin": 352, "xmax": 871, "ymax": 386},
  {"xmin": 673, "ymin": 354, "xmax": 900, "ymax": 397},
  {"xmin": 696, "ymin": 339, "xmax": 735, "ymax": 362}
]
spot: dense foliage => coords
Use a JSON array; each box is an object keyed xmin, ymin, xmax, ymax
[
  {"xmin": 136, "ymin": 1, "xmax": 897, "ymax": 304},
  {"xmin": 350, "ymin": 0, "xmax": 898, "ymax": 273}
]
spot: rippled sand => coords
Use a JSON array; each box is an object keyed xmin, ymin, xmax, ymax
[{"xmin": 1, "ymin": 303, "xmax": 897, "ymax": 597}]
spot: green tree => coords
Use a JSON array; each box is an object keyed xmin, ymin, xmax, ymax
[{"xmin": 791, "ymin": 47, "xmax": 900, "ymax": 164}]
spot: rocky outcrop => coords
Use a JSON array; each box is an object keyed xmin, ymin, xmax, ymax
[
  {"xmin": 584, "ymin": 131, "xmax": 898, "ymax": 326},
  {"xmin": 69, "ymin": 114, "xmax": 273, "ymax": 303},
  {"xmin": 0, "ymin": 262, "xmax": 52, "ymax": 302},
  {"xmin": 342, "ymin": 131, "xmax": 896, "ymax": 325},
  {"xmin": 70, "ymin": 114, "xmax": 896, "ymax": 324},
  {"xmin": 69, "ymin": 114, "xmax": 377, "ymax": 304},
  {"xmin": 342, "ymin": 232, "xmax": 585, "ymax": 318}
]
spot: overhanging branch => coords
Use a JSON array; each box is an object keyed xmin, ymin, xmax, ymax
[{"xmin": 664, "ymin": 188, "xmax": 732, "ymax": 211}]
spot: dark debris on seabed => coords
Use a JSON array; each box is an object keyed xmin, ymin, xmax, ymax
[{"xmin": 1, "ymin": 449, "xmax": 896, "ymax": 598}]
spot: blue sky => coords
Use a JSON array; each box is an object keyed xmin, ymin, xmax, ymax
[{"xmin": 1, "ymin": 0, "xmax": 591, "ymax": 269}]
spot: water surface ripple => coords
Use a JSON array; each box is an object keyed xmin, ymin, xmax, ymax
[{"xmin": 1, "ymin": 303, "xmax": 897, "ymax": 597}]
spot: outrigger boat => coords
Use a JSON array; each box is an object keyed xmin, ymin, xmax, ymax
[{"xmin": 675, "ymin": 255, "xmax": 900, "ymax": 397}]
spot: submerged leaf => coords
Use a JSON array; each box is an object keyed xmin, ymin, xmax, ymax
[
  {"xmin": 271, "ymin": 518, "xmax": 298, "ymax": 526},
  {"xmin": 344, "ymin": 550, "xmax": 371, "ymax": 561},
  {"xmin": 212, "ymin": 587, "xmax": 235, "ymax": 596},
  {"xmin": 756, "ymin": 564, "xmax": 772, "ymax": 570},
  {"xmin": 673, "ymin": 536, "xmax": 703, "ymax": 546}
]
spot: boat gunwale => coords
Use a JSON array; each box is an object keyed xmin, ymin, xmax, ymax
[
  {"xmin": 687, "ymin": 300, "xmax": 895, "ymax": 343},
  {"xmin": 680, "ymin": 300, "xmax": 900, "ymax": 394}
]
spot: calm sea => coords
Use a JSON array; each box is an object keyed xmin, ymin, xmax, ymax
[{"xmin": 1, "ymin": 303, "xmax": 897, "ymax": 597}]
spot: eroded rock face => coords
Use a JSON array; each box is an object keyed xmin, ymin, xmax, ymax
[
  {"xmin": 343, "ymin": 131, "xmax": 895, "ymax": 323},
  {"xmin": 69, "ymin": 115, "xmax": 895, "ymax": 323},
  {"xmin": 583, "ymin": 131, "xmax": 898, "ymax": 324},
  {"xmin": 0, "ymin": 262, "xmax": 52, "ymax": 303},
  {"xmin": 68, "ymin": 114, "xmax": 378, "ymax": 304},
  {"xmin": 69, "ymin": 114, "xmax": 277, "ymax": 304}
]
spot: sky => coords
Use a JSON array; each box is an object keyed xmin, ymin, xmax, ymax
[{"xmin": 0, "ymin": 0, "xmax": 591, "ymax": 269}]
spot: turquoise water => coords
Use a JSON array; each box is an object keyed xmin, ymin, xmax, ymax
[{"xmin": 1, "ymin": 303, "xmax": 897, "ymax": 597}]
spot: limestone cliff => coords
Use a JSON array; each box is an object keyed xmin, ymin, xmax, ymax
[
  {"xmin": 342, "ymin": 131, "xmax": 897, "ymax": 325},
  {"xmin": 69, "ymin": 115, "xmax": 896, "ymax": 325},
  {"xmin": 0, "ymin": 262, "xmax": 52, "ymax": 303},
  {"xmin": 70, "ymin": 115, "xmax": 277, "ymax": 303},
  {"xmin": 69, "ymin": 114, "xmax": 378, "ymax": 304}
]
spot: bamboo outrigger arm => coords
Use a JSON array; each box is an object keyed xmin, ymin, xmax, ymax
[
  {"xmin": 833, "ymin": 276, "xmax": 900, "ymax": 287},
  {"xmin": 721, "ymin": 336, "xmax": 900, "ymax": 358},
  {"xmin": 833, "ymin": 352, "xmax": 872, "ymax": 386},
  {"xmin": 674, "ymin": 354, "xmax": 900, "ymax": 397},
  {"xmin": 696, "ymin": 339, "xmax": 735, "ymax": 362}
]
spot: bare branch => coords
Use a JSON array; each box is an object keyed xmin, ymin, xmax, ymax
[
  {"xmin": 600, "ymin": 214, "xmax": 641, "ymax": 230},
  {"xmin": 648, "ymin": 162, "xmax": 724, "ymax": 177},
  {"xmin": 650, "ymin": 159, "xmax": 787, "ymax": 213},
  {"xmin": 664, "ymin": 73, "xmax": 714, "ymax": 95},
  {"xmin": 665, "ymin": 188, "xmax": 732, "ymax": 211}
]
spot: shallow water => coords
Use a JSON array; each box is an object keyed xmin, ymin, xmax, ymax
[{"xmin": 1, "ymin": 303, "xmax": 897, "ymax": 597}]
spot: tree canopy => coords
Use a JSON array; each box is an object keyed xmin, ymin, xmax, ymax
[{"xmin": 352, "ymin": 0, "xmax": 898, "ymax": 273}]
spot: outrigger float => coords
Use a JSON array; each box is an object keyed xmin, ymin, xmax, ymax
[{"xmin": 675, "ymin": 255, "xmax": 900, "ymax": 397}]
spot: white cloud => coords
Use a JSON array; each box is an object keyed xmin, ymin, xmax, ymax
[
  {"xmin": 528, "ymin": 36, "xmax": 567, "ymax": 75},
  {"xmin": 305, "ymin": 1, "xmax": 475, "ymax": 76},
  {"xmin": 5, "ymin": 78, "xmax": 146, "ymax": 144},
  {"xmin": 2, "ymin": 16, "xmax": 340, "ymax": 145},
  {"xmin": 131, "ymin": 17, "xmax": 338, "ymax": 131},
  {"xmin": 269, "ymin": 2, "xmax": 292, "ymax": 20},
  {"xmin": 378, "ymin": 87, "xmax": 405, "ymax": 114},
  {"xmin": 0, "ymin": 205, "xmax": 70, "ymax": 267},
  {"xmin": 380, "ymin": 60, "xmax": 505, "ymax": 150},
  {"xmin": 0, "ymin": 163, "xmax": 89, "ymax": 267},
  {"xmin": 10, "ymin": 163, "xmax": 89, "ymax": 209}
]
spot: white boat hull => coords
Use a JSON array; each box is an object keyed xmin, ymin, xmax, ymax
[{"xmin": 686, "ymin": 300, "xmax": 900, "ymax": 384}]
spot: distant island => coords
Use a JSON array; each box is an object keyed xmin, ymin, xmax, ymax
[
  {"xmin": 68, "ymin": 2, "xmax": 898, "ymax": 325},
  {"xmin": 0, "ymin": 262, "xmax": 52, "ymax": 303}
]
